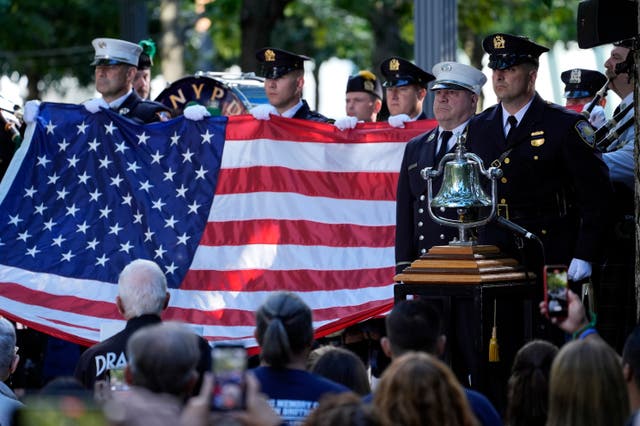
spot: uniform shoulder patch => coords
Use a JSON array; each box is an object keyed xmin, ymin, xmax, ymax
[{"xmin": 575, "ymin": 120, "xmax": 596, "ymax": 148}]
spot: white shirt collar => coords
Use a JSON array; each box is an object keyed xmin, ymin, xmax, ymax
[{"xmin": 280, "ymin": 100, "xmax": 304, "ymax": 118}]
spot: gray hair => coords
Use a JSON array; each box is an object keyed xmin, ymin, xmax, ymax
[
  {"xmin": 117, "ymin": 259, "xmax": 168, "ymax": 319},
  {"xmin": 126, "ymin": 321, "xmax": 200, "ymax": 396},
  {"xmin": 0, "ymin": 317, "xmax": 16, "ymax": 377}
]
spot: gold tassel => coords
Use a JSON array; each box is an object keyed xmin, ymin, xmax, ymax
[{"xmin": 489, "ymin": 299, "xmax": 499, "ymax": 362}]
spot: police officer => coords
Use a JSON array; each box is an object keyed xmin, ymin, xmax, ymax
[
  {"xmin": 561, "ymin": 68, "xmax": 607, "ymax": 128},
  {"xmin": 334, "ymin": 71, "xmax": 383, "ymax": 130},
  {"xmin": 466, "ymin": 33, "xmax": 612, "ymax": 282},
  {"xmin": 250, "ymin": 47, "xmax": 331, "ymax": 123},
  {"xmin": 395, "ymin": 62, "xmax": 487, "ymax": 273},
  {"xmin": 380, "ymin": 57, "xmax": 434, "ymax": 128},
  {"xmin": 24, "ymin": 38, "xmax": 170, "ymax": 125}
]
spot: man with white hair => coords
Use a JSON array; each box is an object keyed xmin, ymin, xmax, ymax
[
  {"xmin": 0, "ymin": 317, "xmax": 22, "ymax": 425},
  {"xmin": 74, "ymin": 259, "xmax": 210, "ymax": 391}
]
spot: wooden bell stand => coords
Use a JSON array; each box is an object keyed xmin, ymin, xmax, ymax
[{"xmin": 393, "ymin": 243, "xmax": 537, "ymax": 412}]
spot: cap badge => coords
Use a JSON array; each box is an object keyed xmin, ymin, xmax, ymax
[
  {"xmin": 389, "ymin": 59, "xmax": 400, "ymax": 71},
  {"xmin": 569, "ymin": 69, "xmax": 582, "ymax": 84},
  {"xmin": 440, "ymin": 63, "xmax": 453, "ymax": 72},
  {"xmin": 98, "ymin": 41, "xmax": 107, "ymax": 49},
  {"xmin": 364, "ymin": 80, "xmax": 374, "ymax": 92},
  {"xmin": 493, "ymin": 35, "xmax": 505, "ymax": 49},
  {"xmin": 264, "ymin": 49, "xmax": 276, "ymax": 62}
]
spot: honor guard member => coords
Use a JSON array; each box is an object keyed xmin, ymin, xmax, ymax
[
  {"xmin": 466, "ymin": 33, "xmax": 612, "ymax": 283},
  {"xmin": 250, "ymin": 47, "xmax": 331, "ymax": 123},
  {"xmin": 24, "ymin": 38, "xmax": 170, "ymax": 125},
  {"xmin": 380, "ymin": 57, "xmax": 434, "ymax": 128},
  {"xmin": 133, "ymin": 39, "xmax": 156, "ymax": 100},
  {"xmin": 395, "ymin": 62, "xmax": 487, "ymax": 273},
  {"xmin": 334, "ymin": 70, "xmax": 383, "ymax": 130},
  {"xmin": 561, "ymin": 68, "xmax": 608, "ymax": 128}
]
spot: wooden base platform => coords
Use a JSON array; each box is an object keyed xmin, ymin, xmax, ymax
[{"xmin": 394, "ymin": 244, "xmax": 533, "ymax": 284}]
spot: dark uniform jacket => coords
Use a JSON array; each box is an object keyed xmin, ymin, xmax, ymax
[
  {"xmin": 116, "ymin": 91, "xmax": 171, "ymax": 124},
  {"xmin": 395, "ymin": 127, "xmax": 458, "ymax": 273},
  {"xmin": 292, "ymin": 99, "xmax": 332, "ymax": 123},
  {"xmin": 74, "ymin": 314, "xmax": 211, "ymax": 391},
  {"xmin": 466, "ymin": 93, "xmax": 612, "ymax": 267}
]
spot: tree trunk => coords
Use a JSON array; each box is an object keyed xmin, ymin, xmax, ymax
[
  {"xmin": 368, "ymin": 5, "xmax": 412, "ymax": 71},
  {"xmin": 160, "ymin": 0, "xmax": 184, "ymax": 83}
]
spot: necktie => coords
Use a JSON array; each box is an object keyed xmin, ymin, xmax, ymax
[
  {"xmin": 435, "ymin": 130, "xmax": 453, "ymax": 165},
  {"xmin": 613, "ymin": 103, "xmax": 623, "ymax": 117},
  {"xmin": 506, "ymin": 115, "xmax": 518, "ymax": 143}
]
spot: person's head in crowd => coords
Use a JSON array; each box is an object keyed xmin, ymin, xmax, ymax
[
  {"xmin": 255, "ymin": 291, "xmax": 314, "ymax": 369},
  {"xmin": 345, "ymin": 70, "xmax": 383, "ymax": 122},
  {"xmin": 133, "ymin": 39, "xmax": 156, "ymax": 100},
  {"xmin": 505, "ymin": 339, "xmax": 559, "ymax": 426},
  {"xmin": 381, "ymin": 298, "xmax": 445, "ymax": 358},
  {"xmin": 373, "ymin": 352, "xmax": 477, "ymax": 426},
  {"xmin": 560, "ymin": 68, "xmax": 607, "ymax": 108},
  {"xmin": 125, "ymin": 322, "xmax": 200, "ymax": 398},
  {"xmin": 117, "ymin": 259, "xmax": 170, "ymax": 320},
  {"xmin": 308, "ymin": 346, "xmax": 371, "ymax": 396},
  {"xmin": 0, "ymin": 317, "xmax": 18, "ymax": 382},
  {"xmin": 605, "ymin": 38, "xmax": 634, "ymax": 99},
  {"xmin": 303, "ymin": 391, "xmax": 381, "ymax": 426},
  {"xmin": 380, "ymin": 57, "xmax": 434, "ymax": 118},
  {"xmin": 255, "ymin": 47, "xmax": 309, "ymax": 114},
  {"xmin": 91, "ymin": 38, "xmax": 141, "ymax": 103},
  {"xmin": 430, "ymin": 61, "xmax": 486, "ymax": 130},
  {"xmin": 547, "ymin": 338, "xmax": 629, "ymax": 426},
  {"xmin": 622, "ymin": 325, "xmax": 640, "ymax": 412},
  {"xmin": 482, "ymin": 33, "xmax": 549, "ymax": 108}
]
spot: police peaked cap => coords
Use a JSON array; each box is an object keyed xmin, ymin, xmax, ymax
[
  {"xmin": 379, "ymin": 57, "xmax": 435, "ymax": 88},
  {"xmin": 346, "ymin": 70, "xmax": 383, "ymax": 99},
  {"xmin": 561, "ymin": 68, "xmax": 607, "ymax": 99},
  {"xmin": 255, "ymin": 47, "xmax": 311, "ymax": 79},
  {"xmin": 483, "ymin": 33, "xmax": 549, "ymax": 70}
]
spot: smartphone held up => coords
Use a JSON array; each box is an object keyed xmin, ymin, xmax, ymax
[
  {"xmin": 210, "ymin": 344, "xmax": 248, "ymax": 411},
  {"xmin": 544, "ymin": 264, "xmax": 569, "ymax": 319}
]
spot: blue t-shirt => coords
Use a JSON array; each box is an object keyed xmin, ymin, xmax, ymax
[{"xmin": 252, "ymin": 366, "xmax": 349, "ymax": 426}]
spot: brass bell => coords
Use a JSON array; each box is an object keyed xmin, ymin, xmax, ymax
[{"xmin": 431, "ymin": 156, "xmax": 492, "ymax": 209}]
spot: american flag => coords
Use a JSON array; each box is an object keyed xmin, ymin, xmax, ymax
[{"xmin": 0, "ymin": 102, "xmax": 436, "ymax": 349}]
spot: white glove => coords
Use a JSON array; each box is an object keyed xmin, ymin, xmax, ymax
[
  {"xmin": 23, "ymin": 100, "xmax": 41, "ymax": 124},
  {"xmin": 249, "ymin": 104, "xmax": 278, "ymax": 120},
  {"xmin": 83, "ymin": 97, "xmax": 109, "ymax": 114},
  {"xmin": 568, "ymin": 258, "xmax": 592, "ymax": 281},
  {"xmin": 334, "ymin": 116, "xmax": 358, "ymax": 131},
  {"xmin": 184, "ymin": 104, "xmax": 211, "ymax": 121},
  {"xmin": 582, "ymin": 104, "xmax": 606, "ymax": 129},
  {"xmin": 388, "ymin": 114, "xmax": 411, "ymax": 128}
]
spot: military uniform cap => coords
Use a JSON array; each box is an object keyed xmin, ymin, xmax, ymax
[
  {"xmin": 255, "ymin": 47, "xmax": 311, "ymax": 79},
  {"xmin": 379, "ymin": 57, "xmax": 435, "ymax": 88},
  {"xmin": 561, "ymin": 68, "xmax": 607, "ymax": 99},
  {"xmin": 91, "ymin": 38, "xmax": 142, "ymax": 67},
  {"xmin": 430, "ymin": 61, "xmax": 487, "ymax": 95},
  {"xmin": 483, "ymin": 33, "xmax": 549, "ymax": 70},
  {"xmin": 346, "ymin": 70, "xmax": 383, "ymax": 99}
]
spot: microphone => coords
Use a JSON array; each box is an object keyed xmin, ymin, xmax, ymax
[{"xmin": 494, "ymin": 215, "xmax": 537, "ymax": 240}]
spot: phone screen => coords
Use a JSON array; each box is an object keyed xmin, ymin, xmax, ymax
[
  {"xmin": 211, "ymin": 344, "xmax": 247, "ymax": 411},
  {"xmin": 544, "ymin": 265, "xmax": 569, "ymax": 318}
]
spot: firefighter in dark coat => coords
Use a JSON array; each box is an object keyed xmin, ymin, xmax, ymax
[
  {"xmin": 395, "ymin": 62, "xmax": 487, "ymax": 273},
  {"xmin": 466, "ymin": 33, "xmax": 613, "ymax": 281}
]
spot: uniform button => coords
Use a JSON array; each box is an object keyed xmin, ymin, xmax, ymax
[
  {"xmin": 439, "ymin": 206, "xmax": 445, "ymax": 212},
  {"xmin": 541, "ymin": 229, "xmax": 547, "ymax": 235},
  {"xmin": 504, "ymin": 157, "xmax": 510, "ymax": 164},
  {"xmin": 533, "ymin": 155, "xmax": 539, "ymax": 160},
  {"xmin": 418, "ymin": 221, "xmax": 423, "ymax": 227},
  {"xmin": 501, "ymin": 177, "xmax": 508, "ymax": 183},
  {"xmin": 500, "ymin": 198, "xmax": 507, "ymax": 204},
  {"xmin": 439, "ymin": 234, "xmax": 445, "ymax": 240},
  {"xmin": 421, "ymin": 248, "xmax": 427, "ymax": 254},
  {"xmin": 418, "ymin": 208, "xmax": 424, "ymax": 214},
  {"xmin": 418, "ymin": 235, "xmax": 424, "ymax": 240},
  {"xmin": 419, "ymin": 195, "xmax": 425, "ymax": 201}
]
